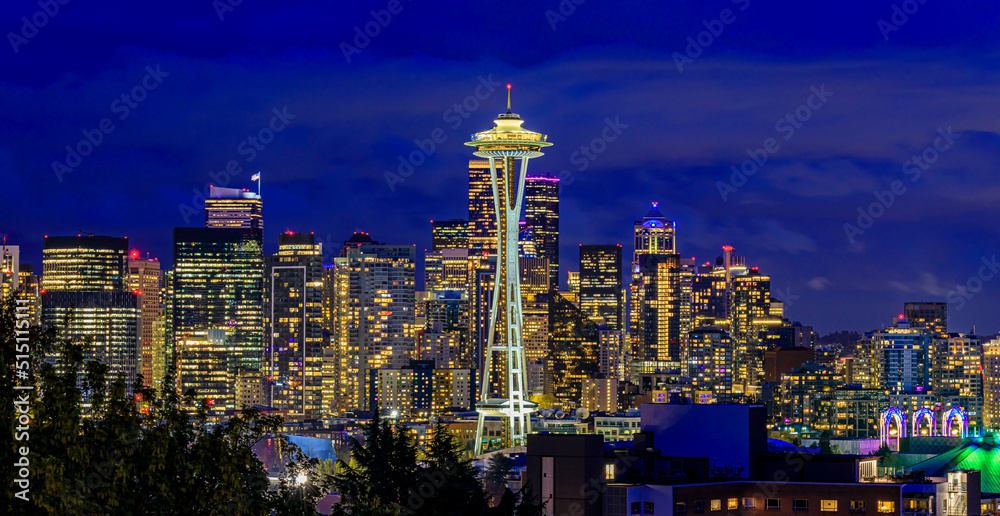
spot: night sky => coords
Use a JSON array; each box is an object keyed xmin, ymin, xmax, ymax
[{"xmin": 2, "ymin": 0, "xmax": 999, "ymax": 335}]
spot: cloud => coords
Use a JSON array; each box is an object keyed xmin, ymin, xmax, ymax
[{"xmin": 807, "ymin": 277, "xmax": 831, "ymax": 291}]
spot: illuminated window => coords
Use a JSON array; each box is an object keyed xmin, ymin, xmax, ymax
[
  {"xmin": 851, "ymin": 501, "xmax": 865, "ymax": 512},
  {"xmin": 711, "ymin": 500, "xmax": 722, "ymax": 512},
  {"xmin": 821, "ymin": 500, "xmax": 838, "ymax": 512},
  {"xmin": 766, "ymin": 499, "xmax": 781, "ymax": 510},
  {"xmin": 744, "ymin": 498, "xmax": 756, "ymax": 509},
  {"xmin": 604, "ymin": 464, "xmax": 614, "ymax": 480},
  {"xmin": 793, "ymin": 499, "xmax": 809, "ymax": 511},
  {"xmin": 728, "ymin": 499, "xmax": 738, "ymax": 510},
  {"xmin": 878, "ymin": 501, "xmax": 894, "ymax": 513}
]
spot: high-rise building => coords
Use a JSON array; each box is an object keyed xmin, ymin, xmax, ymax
[
  {"xmin": 579, "ymin": 245, "xmax": 623, "ymax": 332},
  {"xmin": 983, "ymin": 338, "xmax": 1000, "ymax": 429},
  {"xmin": 633, "ymin": 201, "xmax": 676, "ymax": 263},
  {"xmin": 1, "ymin": 244, "xmax": 20, "ymax": 299},
  {"xmin": 424, "ymin": 248, "xmax": 470, "ymax": 292},
  {"xmin": 870, "ymin": 317, "xmax": 932, "ymax": 393},
  {"xmin": 729, "ymin": 269, "xmax": 771, "ymax": 395},
  {"xmin": 128, "ymin": 253, "xmax": 162, "ymax": 388},
  {"xmin": 265, "ymin": 232, "xmax": 325, "ymax": 418},
  {"xmin": 41, "ymin": 235, "xmax": 140, "ymax": 393},
  {"xmin": 205, "ymin": 185, "xmax": 262, "ymax": 230},
  {"xmin": 548, "ymin": 293, "xmax": 600, "ymax": 409},
  {"xmin": 367, "ymin": 360, "xmax": 475, "ymax": 419},
  {"xmin": 598, "ymin": 329, "xmax": 626, "ymax": 379},
  {"xmin": 330, "ymin": 243, "xmax": 416, "ymax": 413},
  {"xmin": 630, "ymin": 253, "xmax": 683, "ymax": 362},
  {"xmin": 468, "ymin": 159, "xmax": 502, "ymax": 254},
  {"xmin": 932, "ymin": 333, "xmax": 983, "ymax": 430},
  {"xmin": 42, "ymin": 235, "xmax": 129, "ymax": 291},
  {"xmin": 776, "ymin": 362, "xmax": 844, "ymax": 429},
  {"xmin": 340, "ymin": 231, "xmax": 378, "ymax": 257},
  {"xmin": 431, "ymin": 219, "xmax": 468, "ymax": 251},
  {"xmin": 465, "ymin": 88, "xmax": 549, "ymax": 453},
  {"xmin": 524, "ymin": 175, "xmax": 559, "ymax": 290},
  {"xmin": 567, "ymin": 271, "xmax": 579, "ymax": 294},
  {"xmin": 904, "ymin": 302, "xmax": 947, "ymax": 335},
  {"xmin": 172, "ymin": 227, "xmax": 264, "ymax": 414},
  {"xmin": 686, "ymin": 328, "xmax": 733, "ymax": 403}
]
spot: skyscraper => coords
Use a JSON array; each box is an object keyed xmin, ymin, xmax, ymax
[
  {"xmin": 205, "ymin": 185, "xmax": 263, "ymax": 230},
  {"xmin": 468, "ymin": 159, "xmax": 502, "ymax": 254},
  {"xmin": 265, "ymin": 232, "xmax": 324, "ymax": 418},
  {"xmin": 172, "ymin": 227, "xmax": 264, "ymax": 413},
  {"xmin": 431, "ymin": 219, "xmax": 468, "ymax": 251},
  {"xmin": 729, "ymin": 268, "xmax": 771, "ymax": 395},
  {"xmin": 579, "ymin": 244, "xmax": 623, "ymax": 332},
  {"xmin": 330, "ymin": 243, "xmax": 416, "ymax": 413},
  {"xmin": 465, "ymin": 86, "xmax": 550, "ymax": 453},
  {"xmin": 524, "ymin": 175, "xmax": 559, "ymax": 290},
  {"xmin": 424, "ymin": 248, "xmax": 470, "ymax": 292},
  {"xmin": 633, "ymin": 201, "xmax": 675, "ymax": 263},
  {"xmin": 983, "ymin": 338, "xmax": 1000, "ymax": 429},
  {"xmin": 870, "ymin": 317, "xmax": 932, "ymax": 393},
  {"xmin": 128, "ymin": 252, "xmax": 162, "ymax": 388},
  {"xmin": 1, "ymin": 244, "xmax": 20, "ymax": 299},
  {"xmin": 904, "ymin": 302, "xmax": 947, "ymax": 335},
  {"xmin": 42, "ymin": 235, "xmax": 129, "ymax": 291},
  {"xmin": 630, "ymin": 253, "xmax": 683, "ymax": 361}
]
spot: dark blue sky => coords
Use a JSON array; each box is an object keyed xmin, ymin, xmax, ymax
[{"xmin": 2, "ymin": 0, "xmax": 999, "ymax": 335}]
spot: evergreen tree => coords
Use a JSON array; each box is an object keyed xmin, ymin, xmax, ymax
[
  {"xmin": 482, "ymin": 453, "xmax": 513, "ymax": 506},
  {"xmin": 333, "ymin": 409, "xmax": 420, "ymax": 513},
  {"xmin": 410, "ymin": 422, "xmax": 487, "ymax": 515}
]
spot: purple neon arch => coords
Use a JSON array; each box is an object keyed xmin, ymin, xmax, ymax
[
  {"xmin": 912, "ymin": 408, "xmax": 937, "ymax": 437},
  {"xmin": 941, "ymin": 407, "xmax": 969, "ymax": 437},
  {"xmin": 880, "ymin": 407, "xmax": 907, "ymax": 445}
]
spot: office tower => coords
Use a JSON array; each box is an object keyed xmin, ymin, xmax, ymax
[
  {"xmin": 633, "ymin": 201, "xmax": 676, "ymax": 263},
  {"xmin": 42, "ymin": 235, "xmax": 129, "ymax": 291},
  {"xmin": 205, "ymin": 185, "xmax": 263, "ymax": 230},
  {"xmin": 14, "ymin": 264, "xmax": 41, "ymax": 327},
  {"xmin": 548, "ymin": 293, "xmax": 600, "ymax": 409},
  {"xmin": 423, "ymin": 291, "xmax": 470, "ymax": 368},
  {"xmin": 870, "ymin": 317, "xmax": 932, "ymax": 393},
  {"xmin": 424, "ymin": 248, "xmax": 470, "ymax": 292},
  {"xmin": 468, "ymin": 159, "xmax": 502, "ymax": 254},
  {"xmin": 41, "ymin": 291, "xmax": 141, "ymax": 389},
  {"xmin": 729, "ymin": 268, "xmax": 771, "ymax": 395},
  {"xmin": 983, "ymin": 338, "xmax": 1000, "ymax": 429},
  {"xmin": 172, "ymin": 227, "xmax": 264, "ymax": 414},
  {"xmin": 466, "ymin": 87, "xmax": 550, "ymax": 453},
  {"xmin": 904, "ymin": 302, "xmax": 947, "ymax": 335},
  {"xmin": 128, "ymin": 253, "xmax": 162, "ymax": 388},
  {"xmin": 517, "ymin": 222, "xmax": 537, "ymax": 258},
  {"xmin": 340, "ymin": 231, "xmax": 378, "ymax": 257},
  {"xmin": 367, "ymin": 360, "xmax": 476, "ymax": 419},
  {"xmin": 265, "ymin": 232, "xmax": 324, "ymax": 418},
  {"xmin": 579, "ymin": 245, "xmax": 623, "ymax": 332},
  {"xmin": 567, "ymin": 271, "xmax": 579, "ymax": 293},
  {"xmin": 630, "ymin": 253, "xmax": 683, "ymax": 361},
  {"xmin": 686, "ymin": 328, "xmax": 733, "ymax": 404},
  {"xmin": 1, "ymin": 244, "xmax": 19, "ymax": 299},
  {"xmin": 431, "ymin": 219, "xmax": 468, "ymax": 251},
  {"xmin": 524, "ymin": 175, "xmax": 559, "ymax": 290},
  {"xmin": 598, "ymin": 329, "xmax": 626, "ymax": 379},
  {"xmin": 41, "ymin": 235, "xmax": 140, "ymax": 392},
  {"xmin": 330, "ymin": 243, "xmax": 416, "ymax": 413},
  {"xmin": 932, "ymin": 334, "xmax": 983, "ymax": 430}
]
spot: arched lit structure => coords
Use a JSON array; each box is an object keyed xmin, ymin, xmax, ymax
[
  {"xmin": 880, "ymin": 408, "xmax": 907, "ymax": 445},
  {"xmin": 941, "ymin": 407, "xmax": 969, "ymax": 438},
  {"xmin": 912, "ymin": 408, "xmax": 937, "ymax": 436}
]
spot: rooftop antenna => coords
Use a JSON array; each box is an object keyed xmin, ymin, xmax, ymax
[{"xmin": 506, "ymin": 84, "xmax": 512, "ymax": 114}]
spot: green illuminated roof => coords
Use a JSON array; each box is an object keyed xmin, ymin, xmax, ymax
[{"xmin": 906, "ymin": 441, "xmax": 1000, "ymax": 495}]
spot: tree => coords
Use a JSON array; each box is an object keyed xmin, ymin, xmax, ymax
[
  {"xmin": 1, "ymin": 292, "xmax": 327, "ymax": 515},
  {"xmin": 413, "ymin": 422, "xmax": 488, "ymax": 515},
  {"xmin": 482, "ymin": 453, "xmax": 512, "ymax": 506},
  {"xmin": 819, "ymin": 430, "xmax": 833, "ymax": 454},
  {"xmin": 333, "ymin": 409, "xmax": 420, "ymax": 513}
]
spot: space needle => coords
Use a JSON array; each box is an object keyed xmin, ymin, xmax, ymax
[{"xmin": 466, "ymin": 85, "xmax": 552, "ymax": 454}]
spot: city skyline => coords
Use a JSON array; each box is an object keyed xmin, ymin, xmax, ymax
[{"xmin": 3, "ymin": 1, "xmax": 1000, "ymax": 337}]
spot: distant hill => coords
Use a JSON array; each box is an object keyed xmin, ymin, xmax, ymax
[{"xmin": 816, "ymin": 330, "xmax": 861, "ymax": 347}]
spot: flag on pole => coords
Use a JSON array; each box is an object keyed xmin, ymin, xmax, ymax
[{"xmin": 251, "ymin": 172, "xmax": 260, "ymax": 181}]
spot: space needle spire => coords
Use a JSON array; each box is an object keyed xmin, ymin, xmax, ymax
[{"xmin": 465, "ymin": 85, "xmax": 552, "ymax": 454}]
